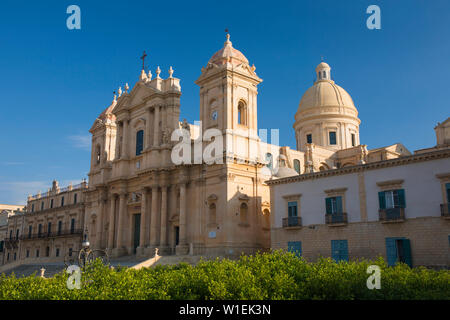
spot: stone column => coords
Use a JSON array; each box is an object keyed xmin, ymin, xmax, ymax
[
  {"xmin": 115, "ymin": 122, "xmax": 122, "ymax": 160},
  {"xmin": 116, "ymin": 193, "xmax": 127, "ymax": 251},
  {"xmin": 153, "ymin": 106, "xmax": 160, "ymax": 147},
  {"xmin": 107, "ymin": 195, "xmax": 116, "ymax": 249},
  {"xmin": 146, "ymin": 108, "xmax": 152, "ymax": 149},
  {"xmin": 179, "ymin": 183, "xmax": 187, "ymax": 246},
  {"xmin": 95, "ymin": 198, "xmax": 105, "ymax": 249},
  {"xmin": 150, "ymin": 186, "xmax": 159, "ymax": 247},
  {"xmin": 160, "ymin": 185, "xmax": 168, "ymax": 248},
  {"xmin": 138, "ymin": 188, "xmax": 148, "ymax": 250},
  {"xmin": 121, "ymin": 119, "xmax": 129, "ymax": 159}
]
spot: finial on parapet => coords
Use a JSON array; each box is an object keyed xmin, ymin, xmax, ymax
[
  {"xmin": 118, "ymin": 87, "xmax": 122, "ymax": 97},
  {"xmin": 168, "ymin": 66, "xmax": 174, "ymax": 78},
  {"xmin": 124, "ymin": 83, "xmax": 129, "ymax": 93},
  {"xmin": 140, "ymin": 69, "xmax": 148, "ymax": 81},
  {"xmin": 113, "ymin": 91, "xmax": 117, "ymax": 102},
  {"xmin": 156, "ymin": 66, "xmax": 161, "ymax": 78},
  {"xmin": 148, "ymin": 70, "xmax": 152, "ymax": 80}
]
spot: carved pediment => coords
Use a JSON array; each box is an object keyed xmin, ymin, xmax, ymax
[
  {"xmin": 238, "ymin": 194, "xmax": 250, "ymax": 202},
  {"xmin": 261, "ymin": 201, "xmax": 270, "ymax": 207},
  {"xmin": 207, "ymin": 194, "xmax": 218, "ymax": 202}
]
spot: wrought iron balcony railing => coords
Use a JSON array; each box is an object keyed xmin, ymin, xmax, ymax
[
  {"xmin": 441, "ymin": 203, "xmax": 450, "ymax": 217},
  {"xmin": 19, "ymin": 228, "xmax": 83, "ymax": 241},
  {"xmin": 379, "ymin": 207, "xmax": 405, "ymax": 222},
  {"xmin": 325, "ymin": 212, "xmax": 348, "ymax": 225},
  {"xmin": 282, "ymin": 216, "xmax": 302, "ymax": 228},
  {"xmin": 4, "ymin": 239, "xmax": 19, "ymax": 249}
]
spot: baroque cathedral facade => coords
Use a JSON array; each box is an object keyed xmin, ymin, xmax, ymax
[{"xmin": 2, "ymin": 34, "xmax": 413, "ymax": 264}]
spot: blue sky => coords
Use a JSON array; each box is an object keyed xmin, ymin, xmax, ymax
[{"xmin": 0, "ymin": 0, "xmax": 449, "ymax": 204}]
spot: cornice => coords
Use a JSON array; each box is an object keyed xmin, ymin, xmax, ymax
[{"xmin": 266, "ymin": 148, "xmax": 450, "ymax": 186}]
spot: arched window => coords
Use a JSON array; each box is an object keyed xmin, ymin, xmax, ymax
[
  {"xmin": 240, "ymin": 203, "xmax": 248, "ymax": 224},
  {"xmin": 95, "ymin": 145, "xmax": 101, "ymax": 164},
  {"xmin": 265, "ymin": 153, "xmax": 273, "ymax": 171},
  {"xmin": 136, "ymin": 130, "xmax": 144, "ymax": 156},
  {"xmin": 293, "ymin": 159, "xmax": 301, "ymax": 174},
  {"xmin": 209, "ymin": 203, "xmax": 216, "ymax": 224},
  {"xmin": 323, "ymin": 70, "xmax": 327, "ymax": 79},
  {"xmin": 237, "ymin": 101, "xmax": 247, "ymax": 125}
]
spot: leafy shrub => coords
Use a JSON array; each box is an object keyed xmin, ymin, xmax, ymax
[{"xmin": 0, "ymin": 251, "xmax": 448, "ymax": 300}]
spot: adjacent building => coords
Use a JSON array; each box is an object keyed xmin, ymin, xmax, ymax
[
  {"xmin": 0, "ymin": 204, "xmax": 25, "ymax": 265},
  {"xmin": 1, "ymin": 181, "xmax": 87, "ymax": 265},
  {"xmin": 269, "ymin": 109, "xmax": 450, "ymax": 267}
]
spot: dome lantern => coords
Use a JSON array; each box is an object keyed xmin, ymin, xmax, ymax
[{"xmin": 316, "ymin": 62, "xmax": 331, "ymax": 81}]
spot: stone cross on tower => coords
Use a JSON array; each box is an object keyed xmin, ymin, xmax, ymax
[{"xmin": 140, "ymin": 51, "xmax": 147, "ymax": 70}]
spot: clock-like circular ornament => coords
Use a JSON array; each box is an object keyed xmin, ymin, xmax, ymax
[{"xmin": 211, "ymin": 111, "xmax": 218, "ymax": 120}]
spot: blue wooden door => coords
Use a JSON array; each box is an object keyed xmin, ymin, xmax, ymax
[
  {"xmin": 331, "ymin": 240, "xmax": 348, "ymax": 262},
  {"xmin": 385, "ymin": 237, "xmax": 412, "ymax": 267},
  {"xmin": 288, "ymin": 241, "xmax": 302, "ymax": 257}
]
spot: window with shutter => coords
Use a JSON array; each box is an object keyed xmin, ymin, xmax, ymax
[
  {"xmin": 288, "ymin": 201, "xmax": 298, "ymax": 217},
  {"xmin": 325, "ymin": 196, "xmax": 343, "ymax": 214}
]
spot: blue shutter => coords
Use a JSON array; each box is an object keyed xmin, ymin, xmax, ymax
[
  {"xmin": 288, "ymin": 241, "xmax": 302, "ymax": 257},
  {"xmin": 288, "ymin": 202, "xmax": 297, "ymax": 217},
  {"xmin": 378, "ymin": 192, "xmax": 386, "ymax": 210},
  {"xmin": 325, "ymin": 198, "xmax": 332, "ymax": 214},
  {"xmin": 331, "ymin": 240, "xmax": 339, "ymax": 262},
  {"xmin": 445, "ymin": 183, "xmax": 450, "ymax": 202},
  {"xmin": 385, "ymin": 237, "xmax": 397, "ymax": 266},
  {"xmin": 397, "ymin": 189, "xmax": 406, "ymax": 208},
  {"xmin": 401, "ymin": 239, "xmax": 412, "ymax": 267},
  {"xmin": 340, "ymin": 240, "xmax": 349, "ymax": 262},
  {"xmin": 336, "ymin": 196, "xmax": 343, "ymax": 214}
]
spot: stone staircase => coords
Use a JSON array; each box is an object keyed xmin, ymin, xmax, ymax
[
  {"xmin": 0, "ymin": 254, "xmax": 217, "ymax": 278},
  {"xmin": 2, "ymin": 263, "xmax": 66, "ymax": 278}
]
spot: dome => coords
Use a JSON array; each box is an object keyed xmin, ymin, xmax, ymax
[
  {"xmin": 274, "ymin": 166, "xmax": 298, "ymax": 178},
  {"xmin": 296, "ymin": 62, "xmax": 356, "ymax": 114},
  {"xmin": 208, "ymin": 34, "xmax": 249, "ymax": 66},
  {"xmin": 297, "ymin": 80, "xmax": 356, "ymax": 113}
]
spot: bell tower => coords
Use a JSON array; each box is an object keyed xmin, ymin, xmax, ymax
[{"xmin": 195, "ymin": 33, "xmax": 262, "ymax": 162}]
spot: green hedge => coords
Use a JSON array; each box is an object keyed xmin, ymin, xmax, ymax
[{"xmin": 0, "ymin": 251, "xmax": 449, "ymax": 300}]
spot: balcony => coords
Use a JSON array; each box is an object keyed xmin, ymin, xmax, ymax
[
  {"xmin": 379, "ymin": 207, "xmax": 405, "ymax": 223},
  {"xmin": 20, "ymin": 223, "xmax": 83, "ymax": 241},
  {"xmin": 441, "ymin": 203, "xmax": 450, "ymax": 219},
  {"xmin": 282, "ymin": 216, "xmax": 302, "ymax": 228},
  {"xmin": 325, "ymin": 212, "xmax": 348, "ymax": 226},
  {"xmin": 4, "ymin": 239, "xmax": 19, "ymax": 249}
]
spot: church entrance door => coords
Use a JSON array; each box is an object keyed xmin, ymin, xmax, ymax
[
  {"xmin": 133, "ymin": 214, "xmax": 141, "ymax": 253},
  {"xmin": 175, "ymin": 226, "xmax": 179, "ymax": 246}
]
